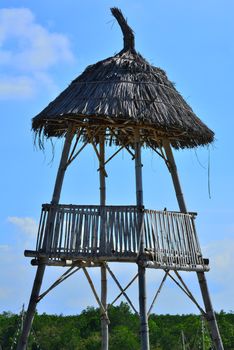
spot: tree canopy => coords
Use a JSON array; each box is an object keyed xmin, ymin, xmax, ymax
[{"xmin": 0, "ymin": 304, "xmax": 233, "ymax": 349}]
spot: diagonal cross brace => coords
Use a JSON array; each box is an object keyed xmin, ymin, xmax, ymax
[
  {"xmin": 147, "ymin": 270, "xmax": 169, "ymax": 317},
  {"xmin": 108, "ymin": 127, "xmax": 135, "ymax": 159},
  {"xmin": 97, "ymin": 145, "xmax": 125, "ymax": 171},
  {"xmin": 66, "ymin": 127, "xmax": 103, "ymax": 167},
  {"xmin": 82, "ymin": 267, "xmax": 110, "ymax": 324},
  {"xmin": 37, "ymin": 266, "xmax": 81, "ymax": 302},
  {"xmin": 68, "ymin": 128, "xmax": 83, "ymax": 162},
  {"xmin": 168, "ymin": 271, "xmax": 206, "ymax": 316},
  {"xmin": 106, "ymin": 264, "xmax": 139, "ymax": 315}
]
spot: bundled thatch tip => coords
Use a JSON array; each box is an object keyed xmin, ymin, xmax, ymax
[{"xmin": 111, "ymin": 7, "xmax": 135, "ymax": 52}]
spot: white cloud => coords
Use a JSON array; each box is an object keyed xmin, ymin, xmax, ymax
[
  {"xmin": 8, "ymin": 216, "xmax": 38, "ymax": 237},
  {"xmin": 203, "ymin": 238, "xmax": 234, "ymax": 281},
  {"xmin": 0, "ymin": 8, "xmax": 74, "ymax": 99},
  {"xmin": 0, "ymin": 75, "xmax": 36, "ymax": 99},
  {"xmin": 201, "ymin": 238, "xmax": 234, "ymax": 311},
  {"xmin": 0, "ymin": 243, "xmax": 35, "ymax": 312}
]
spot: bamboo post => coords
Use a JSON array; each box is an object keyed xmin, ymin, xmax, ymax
[
  {"xmin": 163, "ymin": 139, "xmax": 224, "ymax": 350},
  {"xmin": 201, "ymin": 316, "xmax": 205, "ymax": 350},
  {"xmin": 51, "ymin": 125, "xmax": 75, "ymax": 205},
  {"xmin": 16, "ymin": 260, "xmax": 46, "ymax": 350},
  {"xmin": 135, "ymin": 130, "xmax": 150, "ymax": 350},
  {"xmin": 99, "ymin": 131, "xmax": 109, "ymax": 350},
  {"xmin": 99, "ymin": 131, "xmax": 106, "ymax": 206},
  {"xmin": 162, "ymin": 139, "xmax": 187, "ymax": 213},
  {"xmin": 181, "ymin": 330, "xmax": 186, "ymax": 350},
  {"xmin": 17, "ymin": 125, "xmax": 75, "ymax": 350}
]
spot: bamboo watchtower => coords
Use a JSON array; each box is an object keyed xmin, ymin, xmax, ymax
[{"xmin": 17, "ymin": 8, "xmax": 223, "ymax": 350}]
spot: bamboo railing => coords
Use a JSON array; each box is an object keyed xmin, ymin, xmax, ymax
[{"xmin": 26, "ymin": 204, "xmax": 207, "ymax": 271}]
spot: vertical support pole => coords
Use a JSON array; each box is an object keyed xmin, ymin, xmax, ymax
[
  {"xmin": 17, "ymin": 125, "xmax": 75, "ymax": 350},
  {"xmin": 135, "ymin": 129, "xmax": 150, "ymax": 350},
  {"xmin": 201, "ymin": 316, "xmax": 205, "ymax": 350},
  {"xmin": 51, "ymin": 125, "xmax": 75, "ymax": 205},
  {"xmin": 181, "ymin": 330, "xmax": 186, "ymax": 350},
  {"xmin": 163, "ymin": 139, "xmax": 187, "ymax": 213},
  {"xmin": 163, "ymin": 139, "xmax": 224, "ymax": 350},
  {"xmin": 99, "ymin": 131, "xmax": 108, "ymax": 350},
  {"xmin": 101, "ymin": 265, "xmax": 108, "ymax": 350},
  {"xmin": 99, "ymin": 131, "xmax": 106, "ymax": 206},
  {"xmin": 16, "ymin": 261, "xmax": 46, "ymax": 350}
]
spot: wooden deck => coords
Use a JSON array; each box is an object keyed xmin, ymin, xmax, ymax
[{"xmin": 25, "ymin": 204, "xmax": 209, "ymax": 271}]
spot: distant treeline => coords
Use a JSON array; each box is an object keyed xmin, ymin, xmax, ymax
[{"xmin": 0, "ymin": 303, "xmax": 233, "ymax": 349}]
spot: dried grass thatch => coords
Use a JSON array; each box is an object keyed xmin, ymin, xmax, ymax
[{"xmin": 32, "ymin": 8, "xmax": 214, "ymax": 149}]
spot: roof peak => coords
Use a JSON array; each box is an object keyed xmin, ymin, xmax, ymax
[{"xmin": 111, "ymin": 7, "xmax": 135, "ymax": 52}]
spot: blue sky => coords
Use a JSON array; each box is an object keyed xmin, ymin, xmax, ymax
[{"xmin": 0, "ymin": 0, "xmax": 234, "ymax": 316}]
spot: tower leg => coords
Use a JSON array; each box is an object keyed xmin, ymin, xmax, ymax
[
  {"xmin": 135, "ymin": 131, "xmax": 150, "ymax": 350},
  {"xmin": 197, "ymin": 272, "xmax": 224, "ymax": 350},
  {"xmin": 16, "ymin": 260, "xmax": 46, "ymax": 350},
  {"xmin": 101, "ymin": 265, "xmax": 108, "ymax": 350},
  {"xmin": 99, "ymin": 132, "xmax": 109, "ymax": 350},
  {"xmin": 17, "ymin": 125, "xmax": 75, "ymax": 349},
  {"xmin": 138, "ymin": 265, "xmax": 150, "ymax": 350},
  {"xmin": 163, "ymin": 140, "xmax": 224, "ymax": 350}
]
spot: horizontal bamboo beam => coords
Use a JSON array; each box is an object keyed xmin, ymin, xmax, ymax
[{"xmin": 143, "ymin": 261, "xmax": 209, "ymax": 272}]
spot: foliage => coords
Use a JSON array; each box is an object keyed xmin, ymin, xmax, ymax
[{"xmin": 0, "ymin": 304, "xmax": 233, "ymax": 349}]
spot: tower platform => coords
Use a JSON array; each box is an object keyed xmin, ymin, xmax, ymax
[{"xmin": 25, "ymin": 204, "xmax": 209, "ymax": 272}]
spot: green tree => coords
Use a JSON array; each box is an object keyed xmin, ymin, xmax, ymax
[{"xmin": 110, "ymin": 325, "xmax": 139, "ymax": 350}]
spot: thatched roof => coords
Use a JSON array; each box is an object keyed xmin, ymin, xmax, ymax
[{"xmin": 32, "ymin": 8, "xmax": 214, "ymax": 149}]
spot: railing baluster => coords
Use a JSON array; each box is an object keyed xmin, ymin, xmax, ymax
[
  {"xmin": 175, "ymin": 214, "xmax": 183, "ymax": 266},
  {"xmin": 70, "ymin": 208, "xmax": 76, "ymax": 253},
  {"xmin": 67, "ymin": 209, "xmax": 72, "ymax": 254},
  {"xmin": 129, "ymin": 209, "xmax": 134, "ymax": 253},
  {"xmin": 170, "ymin": 212, "xmax": 178, "ymax": 263},
  {"xmin": 166, "ymin": 212, "xmax": 174, "ymax": 266},
  {"xmin": 72, "ymin": 210, "xmax": 79, "ymax": 252},
  {"xmin": 117, "ymin": 210, "xmax": 122, "ymax": 254},
  {"xmin": 186, "ymin": 215, "xmax": 193, "ymax": 265},
  {"xmin": 63, "ymin": 210, "xmax": 67, "ymax": 255},
  {"xmin": 152, "ymin": 211, "xmax": 160, "ymax": 264},
  {"xmin": 191, "ymin": 216, "xmax": 203, "ymax": 265},
  {"xmin": 91, "ymin": 210, "xmax": 95, "ymax": 253},
  {"xmin": 36, "ymin": 208, "xmax": 44, "ymax": 252},
  {"xmin": 134, "ymin": 209, "xmax": 139, "ymax": 253},
  {"xmin": 78, "ymin": 209, "xmax": 84, "ymax": 253},
  {"xmin": 187, "ymin": 215, "xmax": 196, "ymax": 265},
  {"xmin": 37, "ymin": 208, "xmax": 47, "ymax": 251},
  {"xmin": 180, "ymin": 214, "xmax": 189, "ymax": 265},
  {"xmin": 52, "ymin": 208, "xmax": 59, "ymax": 254},
  {"xmin": 88, "ymin": 210, "xmax": 92, "ymax": 254},
  {"xmin": 58, "ymin": 208, "xmax": 64, "ymax": 255},
  {"xmin": 109, "ymin": 209, "xmax": 115, "ymax": 254},
  {"xmin": 158, "ymin": 212, "xmax": 165, "ymax": 261},
  {"xmin": 84, "ymin": 213, "xmax": 89, "ymax": 254},
  {"xmin": 162, "ymin": 212, "xmax": 169, "ymax": 266},
  {"xmin": 121, "ymin": 210, "xmax": 127, "ymax": 255},
  {"xmin": 144, "ymin": 212, "xmax": 149, "ymax": 251},
  {"xmin": 125, "ymin": 209, "xmax": 130, "ymax": 253}
]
